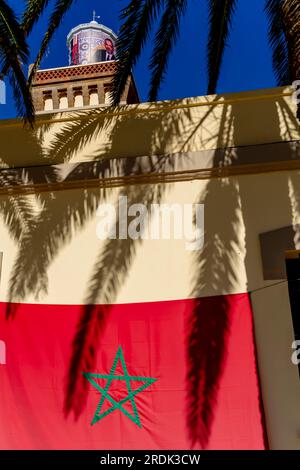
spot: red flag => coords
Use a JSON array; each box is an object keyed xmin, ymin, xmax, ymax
[{"xmin": 0, "ymin": 294, "xmax": 266, "ymax": 449}]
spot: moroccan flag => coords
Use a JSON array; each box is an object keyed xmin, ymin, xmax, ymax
[{"xmin": 0, "ymin": 294, "xmax": 266, "ymax": 449}]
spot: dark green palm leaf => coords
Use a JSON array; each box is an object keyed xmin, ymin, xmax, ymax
[
  {"xmin": 207, "ymin": 0, "xmax": 238, "ymax": 95},
  {"xmin": 6, "ymin": 62, "xmax": 35, "ymax": 125},
  {"xmin": 148, "ymin": 0, "xmax": 188, "ymax": 102},
  {"xmin": 0, "ymin": 0, "xmax": 34, "ymax": 124},
  {"xmin": 0, "ymin": 0, "xmax": 28, "ymax": 63},
  {"xmin": 265, "ymin": 0, "xmax": 292, "ymax": 85},
  {"xmin": 28, "ymin": 0, "xmax": 74, "ymax": 84},
  {"xmin": 22, "ymin": 0, "xmax": 51, "ymax": 35},
  {"xmin": 281, "ymin": 0, "xmax": 300, "ymax": 121},
  {"xmin": 1, "ymin": 0, "xmax": 50, "ymax": 77},
  {"xmin": 112, "ymin": 0, "xmax": 163, "ymax": 106}
]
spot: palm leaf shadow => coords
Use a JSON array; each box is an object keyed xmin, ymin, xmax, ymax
[
  {"xmin": 185, "ymin": 94, "xmax": 300, "ymax": 448},
  {"xmin": 60, "ymin": 104, "xmax": 195, "ymax": 419},
  {"xmin": 186, "ymin": 295, "xmax": 232, "ymax": 448},
  {"xmin": 62, "ymin": 99, "xmax": 227, "ymax": 421},
  {"xmin": 0, "ymin": 128, "xmax": 58, "ymax": 277},
  {"xmin": 185, "ymin": 100, "xmax": 242, "ymax": 448},
  {"xmin": 5, "ymin": 96, "xmax": 282, "ymax": 448},
  {"xmin": 6, "ymin": 103, "xmax": 193, "ymax": 316},
  {"xmin": 5, "ymin": 107, "xmax": 142, "ymax": 316}
]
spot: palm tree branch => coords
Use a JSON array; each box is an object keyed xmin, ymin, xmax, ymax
[
  {"xmin": 28, "ymin": 0, "xmax": 74, "ymax": 84},
  {"xmin": 7, "ymin": 63, "xmax": 34, "ymax": 125},
  {"xmin": 265, "ymin": 0, "xmax": 292, "ymax": 85},
  {"xmin": 112, "ymin": 0, "xmax": 163, "ymax": 105},
  {"xmin": 0, "ymin": 0, "xmax": 28, "ymax": 63},
  {"xmin": 207, "ymin": 0, "xmax": 238, "ymax": 94},
  {"xmin": 22, "ymin": 0, "xmax": 51, "ymax": 35},
  {"xmin": 148, "ymin": 0, "xmax": 188, "ymax": 102},
  {"xmin": 0, "ymin": 0, "xmax": 34, "ymax": 123}
]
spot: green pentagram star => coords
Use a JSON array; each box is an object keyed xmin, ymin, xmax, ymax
[{"xmin": 83, "ymin": 346, "xmax": 157, "ymax": 427}]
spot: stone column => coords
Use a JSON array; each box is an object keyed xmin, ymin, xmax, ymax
[
  {"xmin": 52, "ymin": 88, "xmax": 59, "ymax": 110},
  {"xmin": 67, "ymin": 85, "xmax": 74, "ymax": 108},
  {"xmin": 82, "ymin": 84, "xmax": 90, "ymax": 107}
]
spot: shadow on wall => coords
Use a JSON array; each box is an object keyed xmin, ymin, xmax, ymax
[
  {"xmin": 3, "ymin": 102, "xmax": 194, "ymax": 422},
  {"xmin": 185, "ymin": 94, "xmax": 299, "ymax": 449},
  {"xmin": 1, "ymin": 93, "xmax": 299, "ymax": 448}
]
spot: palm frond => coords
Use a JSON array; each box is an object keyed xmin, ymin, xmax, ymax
[
  {"xmin": 265, "ymin": 0, "xmax": 292, "ymax": 85},
  {"xmin": 28, "ymin": 0, "xmax": 74, "ymax": 83},
  {"xmin": 148, "ymin": 0, "xmax": 188, "ymax": 102},
  {"xmin": 0, "ymin": 0, "xmax": 34, "ymax": 124},
  {"xmin": 111, "ymin": 0, "xmax": 163, "ymax": 106},
  {"xmin": 7, "ymin": 64, "xmax": 34, "ymax": 125},
  {"xmin": 22, "ymin": 0, "xmax": 51, "ymax": 35},
  {"xmin": 186, "ymin": 296, "xmax": 231, "ymax": 448},
  {"xmin": 0, "ymin": 0, "xmax": 28, "ymax": 63},
  {"xmin": 207, "ymin": 0, "xmax": 238, "ymax": 94}
]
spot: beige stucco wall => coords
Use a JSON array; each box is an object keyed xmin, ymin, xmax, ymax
[
  {"xmin": 252, "ymin": 282, "xmax": 300, "ymax": 450},
  {"xmin": 1, "ymin": 86, "xmax": 300, "ymax": 448},
  {"xmin": 0, "ymin": 86, "xmax": 299, "ymax": 169},
  {"xmin": 0, "ymin": 169, "xmax": 299, "ymax": 305}
]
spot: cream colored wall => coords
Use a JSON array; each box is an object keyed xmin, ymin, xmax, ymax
[
  {"xmin": 251, "ymin": 283, "xmax": 300, "ymax": 450},
  {"xmin": 0, "ymin": 169, "xmax": 299, "ymax": 305},
  {"xmin": 0, "ymin": 86, "xmax": 299, "ymax": 169}
]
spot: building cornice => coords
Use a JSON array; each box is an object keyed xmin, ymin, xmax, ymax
[{"xmin": 0, "ymin": 141, "xmax": 299, "ymax": 197}]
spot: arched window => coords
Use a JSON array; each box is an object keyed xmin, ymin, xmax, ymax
[
  {"xmin": 89, "ymin": 88, "xmax": 99, "ymax": 106},
  {"xmin": 58, "ymin": 90, "xmax": 68, "ymax": 109},
  {"xmin": 43, "ymin": 91, "xmax": 53, "ymax": 111}
]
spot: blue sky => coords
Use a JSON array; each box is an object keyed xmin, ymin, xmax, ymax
[{"xmin": 1, "ymin": 0, "xmax": 276, "ymax": 120}]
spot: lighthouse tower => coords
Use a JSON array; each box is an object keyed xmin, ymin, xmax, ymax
[{"xmin": 31, "ymin": 14, "xmax": 139, "ymax": 113}]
